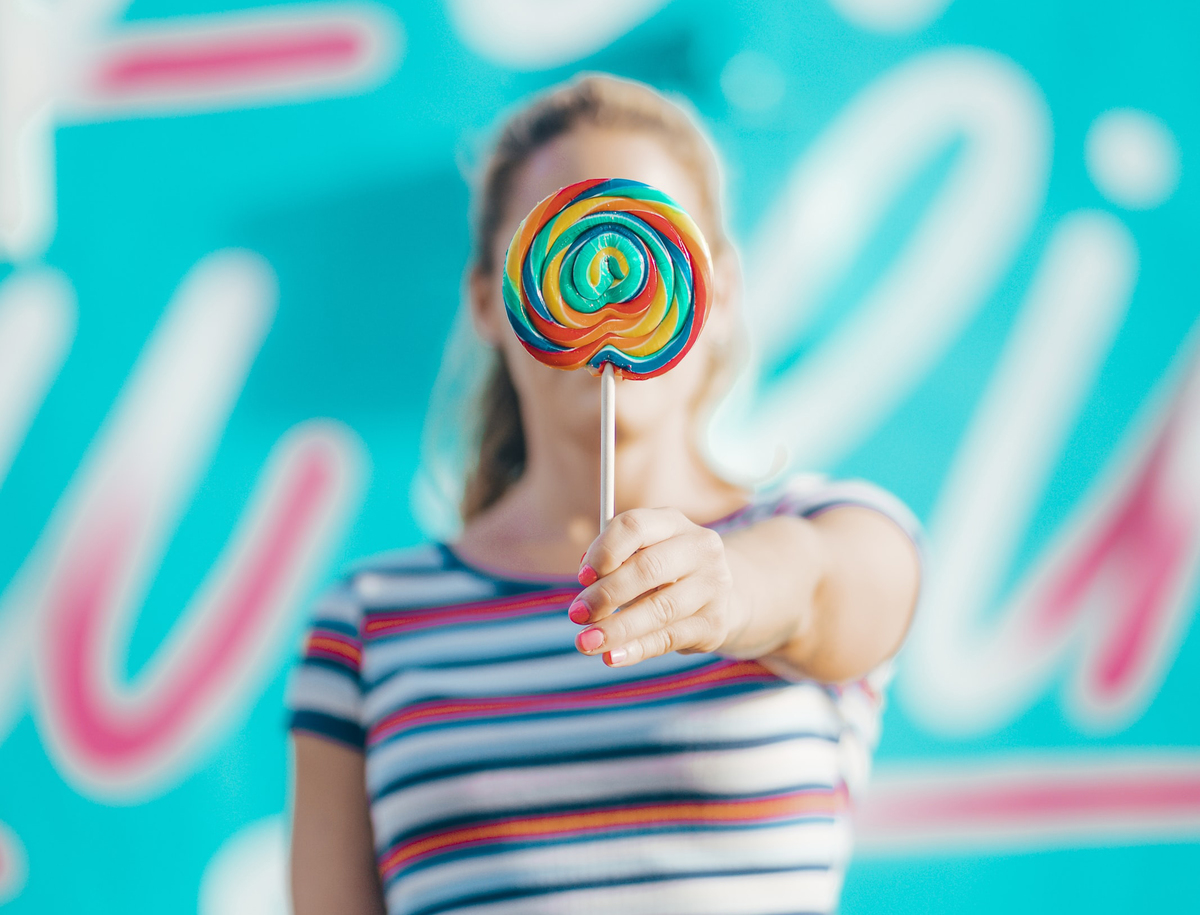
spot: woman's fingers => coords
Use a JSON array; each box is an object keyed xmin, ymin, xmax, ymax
[
  {"xmin": 571, "ymin": 509, "xmax": 734, "ymax": 667},
  {"xmin": 572, "ymin": 534, "xmax": 700, "ymax": 624},
  {"xmin": 580, "ymin": 507, "xmax": 693, "ymax": 580},
  {"xmin": 608, "ymin": 616, "xmax": 710, "ymax": 666},
  {"xmin": 573, "ymin": 579, "xmax": 724, "ymax": 662},
  {"xmin": 610, "ymin": 615, "xmax": 720, "ymax": 667}
]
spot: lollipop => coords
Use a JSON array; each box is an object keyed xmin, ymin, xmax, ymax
[
  {"xmin": 501, "ymin": 177, "xmax": 714, "ymax": 526},
  {"xmin": 502, "ymin": 177, "xmax": 712, "ymax": 380}
]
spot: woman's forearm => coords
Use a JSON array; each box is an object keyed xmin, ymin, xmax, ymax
[{"xmin": 720, "ymin": 507, "xmax": 920, "ymax": 682}]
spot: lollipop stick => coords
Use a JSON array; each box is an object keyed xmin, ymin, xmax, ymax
[{"xmin": 600, "ymin": 362, "xmax": 616, "ymax": 530}]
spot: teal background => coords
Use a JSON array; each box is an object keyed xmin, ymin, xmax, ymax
[{"xmin": 0, "ymin": 0, "xmax": 1197, "ymax": 912}]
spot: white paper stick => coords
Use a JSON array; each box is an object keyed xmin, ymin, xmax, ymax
[{"xmin": 600, "ymin": 362, "xmax": 615, "ymax": 530}]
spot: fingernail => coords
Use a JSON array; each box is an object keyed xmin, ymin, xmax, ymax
[
  {"xmin": 577, "ymin": 564, "xmax": 598, "ymax": 587},
  {"xmin": 607, "ymin": 647, "xmax": 627, "ymax": 665},
  {"xmin": 568, "ymin": 598, "xmax": 590, "ymax": 624},
  {"xmin": 577, "ymin": 628, "xmax": 604, "ymax": 652}
]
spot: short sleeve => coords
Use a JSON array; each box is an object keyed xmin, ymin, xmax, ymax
[
  {"xmin": 772, "ymin": 473, "xmax": 924, "ymax": 550},
  {"xmin": 286, "ymin": 578, "xmax": 367, "ymax": 750},
  {"xmin": 774, "ymin": 473, "xmax": 926, "ymax": 626}
]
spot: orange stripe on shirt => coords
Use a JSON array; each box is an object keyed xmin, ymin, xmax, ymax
[
  {"xmin": 380, "ymin": 788, "xmax": 847, "ymax": 877},
  {"xmin": 307, "ymin": 635, "xmax": 362, "ymax": 664},
  {"xmin": 369, "ymin": 659, "xmax": 776, "ymax": 744}
]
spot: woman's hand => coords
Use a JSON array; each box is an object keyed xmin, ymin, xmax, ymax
[
  {"xmin": 570, "ymin": 507, "xmax": 749, "ymax": 666},
  {"xmin": 570, "ymin": 503, "xmax": 919, "ymax": 681}
]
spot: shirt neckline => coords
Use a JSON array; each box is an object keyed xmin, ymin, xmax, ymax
[{"xmin": 437, "ymin": 541, "xmax": 581, "ymax": 586}]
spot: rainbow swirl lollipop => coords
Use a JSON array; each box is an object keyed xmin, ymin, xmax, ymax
[{"xmin": 502, "ymin": 177, "xmax": 713, "ymax": 380}]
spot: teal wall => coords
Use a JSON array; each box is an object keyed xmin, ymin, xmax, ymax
[{"xmin": 0, "ymin": 1, "xmax": 1196, "ymax": 912}]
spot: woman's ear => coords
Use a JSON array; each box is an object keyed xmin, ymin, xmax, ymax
[{"xmin": 469, "ymin": 266, "xmax": 505, "ymax": 346}]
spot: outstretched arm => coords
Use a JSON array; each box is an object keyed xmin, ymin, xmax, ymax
[{"xmin": 572, "ymin": 504, "xmax": 920, "ymax": 682}]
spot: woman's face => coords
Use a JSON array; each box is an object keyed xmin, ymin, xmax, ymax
[{"xmin": 471, "ymin": 126, "xmax": 737, "ymax": 449}]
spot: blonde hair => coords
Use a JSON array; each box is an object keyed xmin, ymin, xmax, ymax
[{"xmin": 459, "ymin": 73, "xmax": 735, "ymax": 521}]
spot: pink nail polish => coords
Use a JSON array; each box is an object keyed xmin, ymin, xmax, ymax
[
  {"xmin": 577, "ymin": 564, "xmax": 598, "ymax": 587},
  {"xmin": 607, "ymin": 647, "xmax": 627, "ymax": 665},
  {"xmin": 568, "ymin": 599, "xmax": 590, "ymax": 624},
  {"xmin": 577, "ymin": 628, "xmax": 604, "ymax": 652}
]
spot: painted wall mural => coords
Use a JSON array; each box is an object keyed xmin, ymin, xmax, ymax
[{"xmin": 0, "ymin": 0, "xmax": 1195, "ymax": 912}]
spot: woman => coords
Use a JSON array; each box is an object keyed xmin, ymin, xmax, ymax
[{"xmin": 288, "ymin": 74, "xmax": 921, "ymax": 915}]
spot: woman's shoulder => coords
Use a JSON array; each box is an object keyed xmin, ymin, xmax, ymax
[
  {"xmin": 325, "ymin": 541, "xmax": 556, "ymax": 617},
  {"xmin": 316, "ymin": 543, "xmax": 466, "ymax": 611},
  {"xmin": 342, "ymin": 542, "xmax": 450, "ymax": 579}
]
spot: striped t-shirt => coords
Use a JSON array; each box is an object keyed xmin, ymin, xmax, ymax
[{"xmin": 287, "ymin": 475, "xmax": 920, "ymax": 915}]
